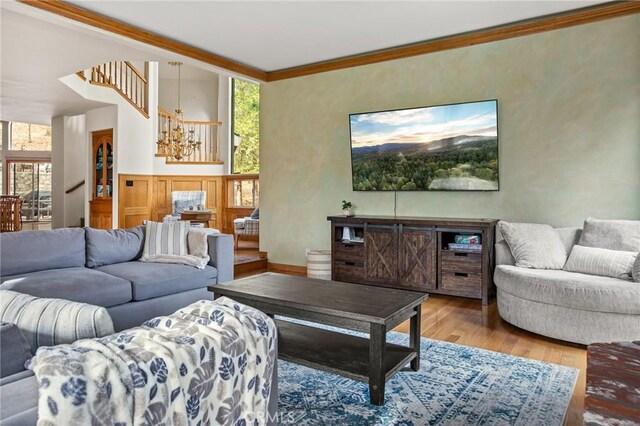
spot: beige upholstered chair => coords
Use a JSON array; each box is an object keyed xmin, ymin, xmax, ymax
[{"xmin": 233, "ymin": 217, "xmax": 259, "ymax": 249}]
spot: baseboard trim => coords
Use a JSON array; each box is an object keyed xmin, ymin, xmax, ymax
[{"xmin": 267, "ymin": 262, "xmax": 307, "ymax": 276}]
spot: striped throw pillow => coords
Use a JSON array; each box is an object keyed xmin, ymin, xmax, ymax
[
  {"xmin": 563, "ymin": 245, "xmax": 637, "ymax": 280},
  {"xmin": 143, "ymin": 221, "xmax": 189, "ymax": 257},
  {"xmin": 0, "ymin": 290, "xmax": 114, "ymax": 352}
]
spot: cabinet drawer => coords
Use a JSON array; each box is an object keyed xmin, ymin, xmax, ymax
[
  {"xmin": 440, "ymin": 270, "xmax": 482, "ymax": 297},
  {"xmin": 334, "ymin": 243, "xmax": 365, "ymax": 261},
  {"xmin": 334, "ymin": 260, "xmax": 365, "ymax": 283},
  {"xmin": 440, "ymin": 251, "xmax": 482, "ymax": 273}
]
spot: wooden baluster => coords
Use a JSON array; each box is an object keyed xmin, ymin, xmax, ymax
[{"xmin": 215, "ymin": 124, "xmax": 220, "ymax": 162}]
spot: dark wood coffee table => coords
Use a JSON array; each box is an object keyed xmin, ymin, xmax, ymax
[{"xmin": 208, "ymin": 272, "xmax": 427, "ymax": 405}]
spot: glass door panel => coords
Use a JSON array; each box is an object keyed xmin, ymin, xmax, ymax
[{"xmin": 7, "ymin": 161, "xmax": 52, "ymax": 222}]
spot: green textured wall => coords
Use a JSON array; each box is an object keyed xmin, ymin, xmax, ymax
[{"xmin": 260, "ymin": 16, "xmax": 640, "ymax": 266}]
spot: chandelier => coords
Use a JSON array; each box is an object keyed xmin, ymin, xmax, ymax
[{"xmin": 157, "ymin": 62, "xmax": 201, "ymax": 161}]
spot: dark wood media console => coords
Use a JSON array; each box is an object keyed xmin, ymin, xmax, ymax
[{"xmin": 327, "ymin": 215, "xmax": 499, "ymax": 305}]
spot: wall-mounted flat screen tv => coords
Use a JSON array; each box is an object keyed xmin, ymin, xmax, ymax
[{"xmin": 349, "ymin": 99, "xmax": 498, "ymax": 191}]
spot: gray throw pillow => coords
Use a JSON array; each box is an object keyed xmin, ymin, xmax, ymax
[
  {"xmin": 250, "ymin": 206, "xmax": 259, "ymax": 220},
  {"xmin": 498, "ymin": 221, "xmax": 567, "ymax": 269},
  {"xmin": 578, "ymin": 217, "xmax": 640, "ymax": 252},
  {"xmin": 0, "ymin": 322, "xmax": 32, "ymax": 377},
  {"xmin": 633, "ymin": 255, "xmax": 640, "ymax": 283},
  {"xmin": 85, "ymin": 226, "xmax": 145, "ymax": 268},
  {"xmin": 174, "ymin": 200, "xmax": 193, "ymax": 215},
  {"xmin": 564, "ymin": 245, "xmax": 636, "ymax": 280}
]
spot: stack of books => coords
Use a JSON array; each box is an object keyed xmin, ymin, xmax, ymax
[{"xmin": 448, "ymin": 234, "xmax": 482, "ymax": 251}]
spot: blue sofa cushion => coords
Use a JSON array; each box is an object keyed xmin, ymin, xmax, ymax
[
  {"xmin": 0, "ymin": 322, "xmax": 32, "ymax": 378},
  {"xmin": 0, "ymin": 372, "xmax": 38, "ymax": 425},
  {"xmin": 0, "ymin": 267, "xmax": 132, "ymax": 308},
  {"xmin": 85, "ymin": 226, "xmax": 145, "ymax": 268},
  {"xmin": 0, "ymin": 228, "xmax": 85, "ymax": 276},
  {"xmin": 96, "ymin": 262, "xmax": 217, "ymax": 301}
]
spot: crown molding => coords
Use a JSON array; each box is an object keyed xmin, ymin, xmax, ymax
[
  {"xmin": 17, "ymin": 0, "xmax": 640, "ymax": 83},
  {"xmin": 267, "ymin": 1, "xmax": 640, "ymax": 81}
]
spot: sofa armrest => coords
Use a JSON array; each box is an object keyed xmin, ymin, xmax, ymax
[
  {"xmin": 495, "ymin": 240, "xmax": 516, "ymax": 266},
  {"xmin": 207, "ymin": 234, "xmax": 234, "ymax": 284},
  {"xmin": 0, "ymin": 322, "xmax": 32, "ymax": 379}
]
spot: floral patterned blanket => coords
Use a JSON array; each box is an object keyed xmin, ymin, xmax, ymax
[{"xmin": 29, "ymin": 297, "xmax": 277, "ymax": 426}]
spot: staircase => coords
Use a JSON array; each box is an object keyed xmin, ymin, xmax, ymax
[{"xmin": 77, "ymin": 61, "xmax": 149, "ymax": 118}]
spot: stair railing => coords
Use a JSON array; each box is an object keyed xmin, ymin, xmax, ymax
[
  {"xmin": 78, "ymin": 62, "xmax": 149, "ymax": 118},
  {"xmin": 157, "ymin": 107, "xmax": 222, "ymax": 164}
]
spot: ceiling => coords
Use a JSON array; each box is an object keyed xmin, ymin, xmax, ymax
[
  {"xmin": 0, "ymin": 5, "xmax": 221, "ymax": 125},
  {"xmin": 67, "ymin": 0, "xmax": 607, "ymax": 72}
]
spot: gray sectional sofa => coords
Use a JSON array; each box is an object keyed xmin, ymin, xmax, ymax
[
  {"xmin": 494, "ymin": 226, "xmax": 640, "ymax": 345},
  {"xmin": 0, "ymin": 226, "xmax": 236, "ymax": 425},
  {"xmin": 0, "ymin": 227, "xmax": 234, "ymax": 331}
]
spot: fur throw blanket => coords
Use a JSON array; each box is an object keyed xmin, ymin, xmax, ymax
[{"xmin": 29, "ymin": 297, "xmax": 277, "ymax": 425}]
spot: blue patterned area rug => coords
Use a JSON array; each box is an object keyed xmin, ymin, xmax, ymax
[{"xmin": 276, "ymin": 320, "xmax": 578, "ymax": 425}]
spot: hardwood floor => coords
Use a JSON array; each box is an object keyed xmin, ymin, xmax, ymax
[
  {"xmin": 393, "ymin": 295, "xmax": 587, "ymax": 426},
  {"xmin": 234, "ymin": 240, "xmax": 267, "ymax": 277}
]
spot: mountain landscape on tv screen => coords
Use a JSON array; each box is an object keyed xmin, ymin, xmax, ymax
[{"xmin": 350, "ymin": 100, "xmax": 499, "ymax": 191}]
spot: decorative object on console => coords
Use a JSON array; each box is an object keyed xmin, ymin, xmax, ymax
[
  {"xmin": 498, "ymin": 221, "xmax": 568, "ymax": 269},
  {"xmin": 349, "ymin": 99, "xmax": 499, "ymax": 191},
  {"xmin": 341, "ymin": 200, "xmax": 354, "ymax": 216},
  {"xmin": 156, "ymin": 61, "xmax": 202, "ymax": 161}
]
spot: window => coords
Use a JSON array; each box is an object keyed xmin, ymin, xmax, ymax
[
  {"xmin": 231, "ymin": 79, "xmax": 259, "ymax": 174},
  {"xmin": 230, "ymin": 178, "xmax": 259, "ymax": 208},
  {"xmin": 7, "ymin": 161, "xmax": 52, "ymax": 222},
  {"xmin": 10, "ymin": 122, "xmax": 52, "ymax": 151}
]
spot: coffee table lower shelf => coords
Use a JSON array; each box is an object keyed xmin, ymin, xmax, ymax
[{"xmin": 276, "ymin": 319, "xmax": 417, "ymax": 389}]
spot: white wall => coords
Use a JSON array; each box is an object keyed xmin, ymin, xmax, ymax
[
  {"xmin": 51, "ymin": 116, "xmax": 65, "ymax": 228},
  {"xmin": 158, "ymin": 77, "xmax": 218, "ymax": 122},
  {"xmin": 153, "ymin": 70, "xmax": 228, "ymax": 176},
  {"xmin": 63, "ymin": 115, "xmax": 86, "ymax": 227}
]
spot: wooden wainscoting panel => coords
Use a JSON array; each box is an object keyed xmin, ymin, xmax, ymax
[
  {"xmin": 118, "ymin": 174, "xmax": 153, "ymax": 228},
  {"xmin": 147, "ymin": 175, "xmax": 224, "ymax": 228}
]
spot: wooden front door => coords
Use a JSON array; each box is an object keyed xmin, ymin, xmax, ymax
[
  {"xmin": 398, "ymin": 227, "xmax": 437, "ymax": 291},
  {"xmin": 364, "ymin": 225, "xmax": 398, "ymax": 285}
]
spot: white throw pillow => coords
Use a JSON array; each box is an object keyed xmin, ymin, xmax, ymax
[
  {"xmin": 630, "ymin": 253, "xmax": 640, "ymax": 283},
  {"xmin": 0, "ymin": 290, "xmax": 114, "ymax": 353},
  {"xmin": 564, "ymin": 245, "xmax": 637, "ymax": 280},
  {"xmin": 498, "ymin": 221, "xmax": 567, "ymax": 269},
  {"xmin": 142, "ymin": 221, "xmax": 189, "ymax": 257}
]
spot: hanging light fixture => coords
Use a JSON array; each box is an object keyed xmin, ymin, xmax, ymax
[{"xmin": 157, "ymin": 62, "xmax": 201, "ymax": 161}]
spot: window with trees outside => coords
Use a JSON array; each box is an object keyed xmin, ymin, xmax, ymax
[
  {"xmin": 10, "ymin": 122, "xmax": 52, "ymax": 151},
  {"xmin": 231, "ymin": 79, "xmax": 259, "ymax": 174},
  {"xmin": 230, "ymin": 178, "xmax": 259, "ymax": 208}
]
